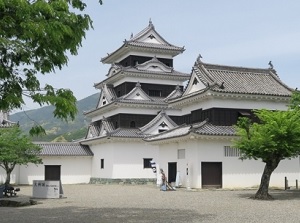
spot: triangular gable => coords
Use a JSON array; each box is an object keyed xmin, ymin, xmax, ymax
[
  {"xmin": 86, "ymin": 124, "xmax": 100, "ymax": 139},
  {"xmin": 136, "ymin": 56, "xmax": 172, "ymax": 73},
  {"xmin": 123, "ymin": 82, "xmax": 153, "ymax": 101},
  {"xmin": 130, "ymin": 21, "xmax": 172, "ymax": 46},
  {"xmin": 139, "ymin": 110, "xmax": 178, "ymax": 135},
  {"xmin": 106, "ymin": 64, "xmax": 122, "ymax": 77},
  {"xmin": 86, "ymin": 118, "xmax": 115, "ymax": 139},
  {"xmin": 97, "ymin": 84, "xmax": 116, "ymax": 108},
  {"xmin": 165, "ymin": 85, "xmax": 183, "ymax": 101},
  {"xmin": 183, "ymin": 70, "xmax": 207, "ymax": 96}
]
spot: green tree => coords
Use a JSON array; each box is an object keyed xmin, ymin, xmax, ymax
[
  {"xmin": 0, "ymin": 126, "xmax": 42, "ymax": 186},
  {"xmin": 234, "ymin": 91, "xmax": 300, "ymax": 199},
  {"xmin": 0, "ymin": 0, "xmax": 102, "ymax": 135}
]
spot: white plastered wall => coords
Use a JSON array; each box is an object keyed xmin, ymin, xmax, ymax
[
  {"xmin": 18, "ymin": 156, "xmax": 92, "ymax": 185},
  {"xmin": 91, "ymin": 140, "xmax": 159, "ymax": 179},
  {"xmin": 158, "ymin": 137, "xmax": 300, "ymax": 189}
]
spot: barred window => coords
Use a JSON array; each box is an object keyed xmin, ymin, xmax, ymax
[
  {"xmin": 224, "ymin": 146, "xmax": 241, "ymax": 157},
  {"xmin": 178, "ymin": 149, "xmax": 185, "ymax": 159}
]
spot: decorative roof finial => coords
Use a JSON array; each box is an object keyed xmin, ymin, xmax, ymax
[
  {"xmin": 130, "ymin": 33, "xmax": 133, "ymax": 39},
  {"xmin": 197, "ymin": 54, "xmax": 203, "ymax": 63},
  {"xmin": 268, "ymin": 61, "xmax": 274, "ymax": 69},
  {"xmin": 136, "ymin": 82, "xmax": 141, "ymax": 87},
  {"xmin": 149, "ymin": 18, "xmax": 154, "ymax": 28}
]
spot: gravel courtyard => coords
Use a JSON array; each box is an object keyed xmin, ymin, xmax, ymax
[{"xmin": 1, "ymin": 184, "xmax": 299, "ymax": 223}]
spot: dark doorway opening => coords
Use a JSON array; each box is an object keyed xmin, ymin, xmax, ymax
[
  {"xmin": 201, "ymin": 162, "xmax": 222, "ymax": 189},
  {"xmin": 168, "ymin": 162, "xmax": 177, "ymax": 183},
  {"xmin": 45, "ymin": 165, "xmax": 61, "ymax": 181}
]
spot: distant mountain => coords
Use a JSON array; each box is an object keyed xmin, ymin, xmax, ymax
[{"xmin": 10, "ymin": 93, "xmax": 100, "ymax": 142}]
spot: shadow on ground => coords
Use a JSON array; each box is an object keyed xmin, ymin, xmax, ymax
[
  {"xmin": 0, "ymin": 206, "xmax": 215, "ymax": 223},
  {"xmin": 237, "ymin": 190, "xmax": 300, "ymax": 200}
]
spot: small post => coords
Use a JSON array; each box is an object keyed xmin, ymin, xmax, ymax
[
  {"xmin": 296, "ymin": 180, "xmax": 298, "ymax": 190},
  {"xmin": 284, "ymin": 177, "xmax": 289, "ymax": 190}
]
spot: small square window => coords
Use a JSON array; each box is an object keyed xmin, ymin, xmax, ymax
[
  {"xmin": 143, "ymin": 158, "xmax": 152, "ymax": 169},
  {"xmin": 100, "ymin": 159, "xmax": 104, "ymax": 169},
  {"xmin": 178, "ymin": 149, "xmax": 185, "ymax": 159}
]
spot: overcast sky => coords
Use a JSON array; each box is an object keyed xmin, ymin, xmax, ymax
[{"xmin": 22, "ymin": 0, "xmax": 300, "ymax": 111}]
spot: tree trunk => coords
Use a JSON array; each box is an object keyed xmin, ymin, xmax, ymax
[
  {"xmin": 4, "ymin": 162, "xmax": 15, "ymax": 187},
  {"xmin": 5, "ymin": 169, "xmax": 12, "ymax": 186},
  {"xmin": 254, "ymin": 159, "xmax": 280, "ymax": 200}
]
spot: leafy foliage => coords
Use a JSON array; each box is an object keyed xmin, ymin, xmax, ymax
[
  {"xmin": 235, "ymin": 109, "xmax": 300, "ymax": 162},
  {"xmin": 0, "ymin": 126, "xmax": 42, "ymax": 185},
  {"xmin": 0, "ymin": 0, "xmax": 102, "ymax": 135},
  {"xmin": 234, "ymin": 90, "xmax": 300, "ymax": 199}
]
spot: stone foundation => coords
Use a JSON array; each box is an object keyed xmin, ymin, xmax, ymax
[{"xmin": 89, "ymin": 178, "xmax": 156, "ymax": 185}]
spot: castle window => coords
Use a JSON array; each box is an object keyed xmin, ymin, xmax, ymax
[
  {"xmin": 143, "ymin": 158, "xmax": 153, "ymax": 168},
  {"xmin": 149, "ymin": 90, "xmax": 162, "ymax": 97},
  {"xmin": 130, "ymin": 121, "xmax": 136, "ymax": 128},
  {"xmin": 224, "ymin": 146, "xmax": 241, "ymax": 157},
  {"xmin": 100, "ymin": 159, "xmax": 104, "ymax": 169}
]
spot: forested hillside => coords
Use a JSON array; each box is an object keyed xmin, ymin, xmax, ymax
[{"xmin": 10, "ymin": 93, "xmax": 99, "ymax": 142}]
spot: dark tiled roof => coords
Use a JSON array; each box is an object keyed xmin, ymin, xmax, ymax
[
  {"xmin": 35, "ymin": 142, "xmax": 93, "ymax": 156},
  {"xmin": 126, "ymin": 41, "xmax": 183, "ymax": 52},
  {"xmin": 194, "ymin": 62, "xmax": 292, "ymax": 96},
  {"xmin": 193, "ymin": 122, "xmax": 235, "ymax": 136},
  {"xmin": 123, "ymin": 66, "xmax": 190, "ymax": 77},
  {"xmin": 114, "ymin": 97, "xmax": 168, "ymax": 105},
  {"xmin": 144, "ymin": 120, "xmax": 236, "ymax": 142},
  {"xmin": 101, "ymin": 22, "xmax": 184, "ymax": 63},
  {"xmin": 109, "ymin": 128, "xmax": 145, "ymax": 138}
]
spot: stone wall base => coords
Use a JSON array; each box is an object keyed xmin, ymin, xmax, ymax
[{"xmin": 89, "ymin": 178, "xmax": 156, "ymax": 185}]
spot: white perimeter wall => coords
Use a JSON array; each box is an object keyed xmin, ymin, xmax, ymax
[
  {"xmin": 91, "ymin": 140, "xmax": 159, "ymax": 179},
  {"xmin": 18, "ymin": 156, "xmax": 92, "ymax": 185},
  {"xmin": 158, "ymin": 138, "xmax": 300, "ymax": 189}
]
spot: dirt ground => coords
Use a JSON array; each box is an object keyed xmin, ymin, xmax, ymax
[{"xmin": 1, "ymin": 184, "xmax": 300, "ymax": 223}]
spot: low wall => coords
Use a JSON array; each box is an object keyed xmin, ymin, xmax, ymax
[{"xmin": 90, "ymin": 178, "xmax": 156, "ymax": 185}]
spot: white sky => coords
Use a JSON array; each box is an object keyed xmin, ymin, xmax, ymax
[{"xmin": 21, "ymin": 0, "xmax": 300, "ymax": 111}]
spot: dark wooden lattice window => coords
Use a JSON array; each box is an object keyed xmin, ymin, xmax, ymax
[{"xmin": 148, "ymin": 90, "xmax": 162, "ymax": 97}]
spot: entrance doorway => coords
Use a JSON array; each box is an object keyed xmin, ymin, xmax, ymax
[
  {"xmin": 168, "ymin": 162, "xmax": 177, "ymax": 183},
  {"xmin": 201, "ymin": 162, "xmax": 222, "ymax": 188},
  {"xmin": 45, "ymin": 165, "xmax": 61, "ymax": 181}
]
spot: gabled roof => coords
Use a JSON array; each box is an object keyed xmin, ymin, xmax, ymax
[
  {"xmin": 86, "ymin": 118, "xmax": 115, "ymax": 139},
  {"xmin": 35, "ymin": 142, "xmax": 93, "ymax": 156},
  {"xmin": 101, "ymin": 21, "xmax": 185, "ymax": 64},
  {"xmin": 182, "ymin": 59, "xmax": 292, "ymax": 97},
  {"xmin": 96, "ymin": 84, "xmax": 116, "ymax": 108},
  {"xmin": 84, "ymin": 118, "xmax": 145, "ymax": 142},
  {"xmin": 122, "ymin": 82, "xmax": 153, "ymax": 101},
  {"xmin": 144, "ymin": 120, "xmax": 236, "ymax": 142},
  {"xmin": 139, "ymin": 110, "xmax": 178, "ymax": 135},
  {"xmin": 164, "ymin": 85, "xmax": 183, "ymax": 101},
  {"xmin": 94, "ymin": 57, "xmax": 190, "ymax": 88}
]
